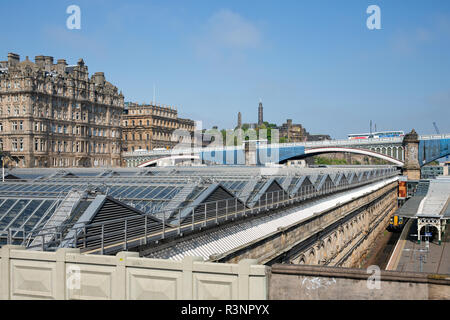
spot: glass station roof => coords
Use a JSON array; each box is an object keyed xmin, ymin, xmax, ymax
[{"xmin": 0, "ymin": 166, "xmax": 397, "ymax": 244}]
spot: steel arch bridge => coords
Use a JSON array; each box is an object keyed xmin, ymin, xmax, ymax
[{"xmin": 124, "ymin": 134, "xmax": 450, "ymax": 168}]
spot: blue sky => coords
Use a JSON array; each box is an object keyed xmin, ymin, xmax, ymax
[{"xmin": 1, "ymin": 0, "xmax": 450, "ymax": 138}]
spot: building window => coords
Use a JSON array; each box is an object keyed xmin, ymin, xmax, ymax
[
  {"xmin": 12, "ymin": 121, "xmax": 17, "ymax": 131},
  {"xmin": 12, "ymin": 139, "xmax": 18, "ymax": 151},
  {"xmin": 0, "ymin": 122, "xmax": 2, "ymax": 132},
  {"xmin": 19, "ymin": 121, "xmax": 23, "ymax": 131},
  {"xmin": 34, "ymin": 139, "xmax": 39, "ymax": 151}
]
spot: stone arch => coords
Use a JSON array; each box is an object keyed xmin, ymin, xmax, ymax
[
  {"xmin": 307, "ymin": 248, "xmax": 316, "ymax": 265},
  {"xmin": 381, "ymin": 147, "xmax": 387, "ymax": 155},
  {"xmin": 317, "ymin": 241, "xmax": 326, "ymax": 264},
  {"xmin": 398, "ymin": 146, "xmax": 404, "ymax": 161},
  {"xmin": 326, "ymin": 236, "xmax": 333, "ymax": 258},
  {"xmin": 387, "ymin": 147, "xmax": 392, "ymax": 157},
  {"xmin": 297, "ymin": 254, "xmax": 306, "ymax": 265},
  {"xmin": 338, "ymin": 228, "xmax": 345, "ymax": 248},
  {"xmin": 345, "ymin": 224, "xmax": 351, "ymax": 243},
  {"xmin": 352, "ymin": 220, "xmax": 357, "ymax": 236},
  {"xmin": 349, "ymin": 221, "xmax": 355, "ymax": 239},
  {"xmin": 393, "ymin": 147, "xmax": 398, "ymax": 160}
]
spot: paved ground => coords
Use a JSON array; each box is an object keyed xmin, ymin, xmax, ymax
[{"xmin": 394, "ymin": 220, "xmax": 450, "ymax": 274}]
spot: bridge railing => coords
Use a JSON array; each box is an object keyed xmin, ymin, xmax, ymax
[
  {"xmin": 4, "ymin": 169, "xmax": 400, "ymax": 254},
  {"xmin": 122, "ymin": 137, "xmax": 404, "ymax": 158},
  {"xmin": 123, "ymin": 134, "xmax": 450, "ymax": 159},
  {"xmin": 419, "ymin": 134, "xmax": 450, "ymax": 140}
]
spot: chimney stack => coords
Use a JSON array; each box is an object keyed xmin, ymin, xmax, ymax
[
  {"xmin": 43, "ymin": 56, "xmax": 54, "ymax": 71},
  {"xmin": 35, "ymin": 55, "xmax": 45, "ymax": 68},
  {"xmin": 7, "ymin": 53, "xmax": 20, "ymax": 66},
  {"xmin": 56, "ymin": 59, "xmax": 67, "ymax": 74}
]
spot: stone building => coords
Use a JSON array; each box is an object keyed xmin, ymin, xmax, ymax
[
  {"xmin": 0, "ymin": 53, "xmax": 124, "ymax": 168},
  {"xmin": 278, "ymin": 119, "xmax": 308, "ymax": 142},
  {"xmin": 122, "ymin": 102, "xmax": 195, "ymax": 152}
]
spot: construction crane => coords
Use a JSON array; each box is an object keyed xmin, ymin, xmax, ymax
[{"xmin": 433, "ymin": 122, "xmax": 440, "ymax": 134}]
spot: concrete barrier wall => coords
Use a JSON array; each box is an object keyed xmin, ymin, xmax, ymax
[
  {"xmin": 0, "ymin": 245, "xmax": 269, "ymax": 300},
  {"xmin": 2, "ymin": 245, "xmax": 450, "ymax": 300},
  {"xmin": 269, "ymin": 264, "xmax": 450, "ymax": 300}
]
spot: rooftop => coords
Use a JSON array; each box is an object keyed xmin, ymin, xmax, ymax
[
  {"xmin": 0, "ymin": 166, "xmax": 399, "ymax": 253},
  {"xmin": 397, "ymin": 177, "xmax": 450, "ymax": 219}
]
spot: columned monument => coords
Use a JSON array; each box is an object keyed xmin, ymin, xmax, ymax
[{"xmin": 402, "ymin": 129, "xmax": 421, "ymax": 180}]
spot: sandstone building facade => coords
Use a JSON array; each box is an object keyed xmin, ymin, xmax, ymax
[
  {"xmin": 122, "ymin": 102, "xmax": 195, "ymax": 152},
  {"xmin": 279, "ymin": 119, "xmax": 308, "ymax": 142},
  {"xmin": 0, "ymin": 53, "xmax": 124, "ymax": 168}
]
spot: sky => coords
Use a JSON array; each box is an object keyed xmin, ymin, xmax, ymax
[{"xmin": 1, "ymin": 0, "xmax": 450, "ymax": 139}]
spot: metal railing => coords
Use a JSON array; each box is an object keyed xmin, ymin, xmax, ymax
[
  {"xmin": 122, "ymin": 137, "xmax": 406, "ymax": 158},
  {"xmin": 2, "ymin": 170, "xmax": 400, "ymax": 254},
  {"xmin": 418, "ymin": 134, "xmax": 450, "ymax": 140},
  {"xmin": 123, "ymin": 134, "xmax": 450, "ymax": 160}
]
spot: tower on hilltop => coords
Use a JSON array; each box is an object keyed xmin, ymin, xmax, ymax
[{"xmin": 258, "ymin": 100, "xmax": 263, "ymax": 126}]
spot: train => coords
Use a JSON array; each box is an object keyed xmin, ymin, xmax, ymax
[
  {"xmin": 348, "ymin": 131, "xmax": 405, "ymax": 140},
  {"xmin": 388, "ymin": 215, "xmax": 405, "ymax": 232}
]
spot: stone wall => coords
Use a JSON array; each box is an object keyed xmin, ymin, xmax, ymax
[
  {"xmin": 0, "ymin": 245, "xmax": 268, "ymax": 300},
  {"xmin": 212, "ymin": 182, "xmax": 398, "ymax": 265},
  {"xmin": 269, "ymin": 264, "xmax": 450, "ymax": 300},
  {"xmin": 1, "ymin": 244, "xmax": 449, "ymax": 300}
]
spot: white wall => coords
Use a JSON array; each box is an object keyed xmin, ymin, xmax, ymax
[{"xmin": 0, "ymin": 245, "xmax": 269, "ymax": 300}]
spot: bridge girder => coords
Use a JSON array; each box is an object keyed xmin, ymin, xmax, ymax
[{"xmin": 281, "ymin": 147, "xmax": 404, "ymax": 166}]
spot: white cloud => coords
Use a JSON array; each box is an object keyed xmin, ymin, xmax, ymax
[
  {"xmin": 207, "ymin": 9, "xmax": 261, "ymax": 49},
  {"xmin": 192, "ymin": 9, "xmax": 262, "ymax": 63}
]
